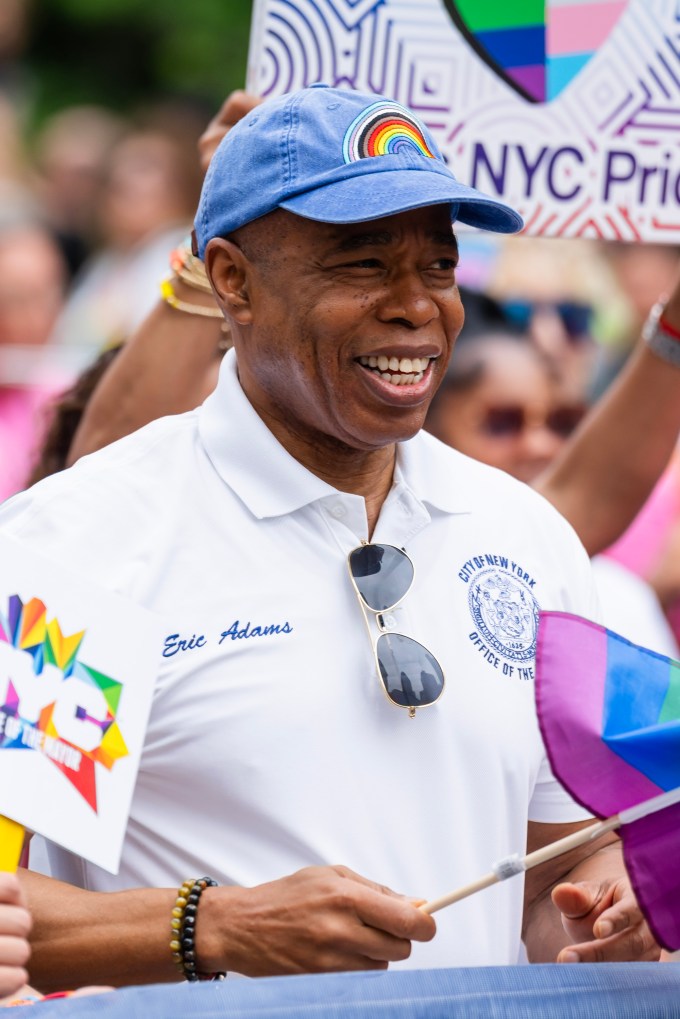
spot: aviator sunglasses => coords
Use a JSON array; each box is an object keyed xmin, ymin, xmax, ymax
[{"xmin": 348, "ymin": 542, "xmax": 445, "ymax": 718}]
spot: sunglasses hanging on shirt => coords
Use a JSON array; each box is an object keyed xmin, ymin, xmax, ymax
[{"xmin": 348, "ymin": 542, "xmax": 445, "ymax": 718}]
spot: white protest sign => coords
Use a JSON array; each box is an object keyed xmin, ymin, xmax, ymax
[
  {"xmin": 0, "ymin": 534, "xmax": 164, "ymax": 873},
  {"xmin": 247, "ymin": 0, "xmax": 680, "ymax": 242}
]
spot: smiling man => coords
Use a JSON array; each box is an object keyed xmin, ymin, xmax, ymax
[{"xmin": 0, "ymin": 85, "xmax": 661, "ymax": 990}]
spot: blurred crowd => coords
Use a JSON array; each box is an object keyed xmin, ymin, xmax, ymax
[
  {"xmin": 0, "ymin": 85, "xmax": 206, "ymax": 496},
  {"xmin": 0, "ymin": 1, "xmax": 208, "ymax": 501},
  {"xmin": 0, "ymin": 2, "xmax": 680, "ymax": 1000}
]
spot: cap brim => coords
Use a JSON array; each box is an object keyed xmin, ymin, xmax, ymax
[{"xmin": 279, "ymin": 167, "xmax": 523, "ymax": 234}]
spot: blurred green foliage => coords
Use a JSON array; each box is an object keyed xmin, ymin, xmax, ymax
[{"xmin": 26, "ymin": 0, "xmax": 254, "ymax": 126}]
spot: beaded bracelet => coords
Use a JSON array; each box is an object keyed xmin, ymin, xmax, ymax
[{"xmin": 170, "ymin": 876, "xmax": 226, "ymax": 982}]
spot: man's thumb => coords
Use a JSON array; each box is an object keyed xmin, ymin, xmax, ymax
[{"xmin": 551, "ymin": 881, "xmax": 601, "ymax": 920}]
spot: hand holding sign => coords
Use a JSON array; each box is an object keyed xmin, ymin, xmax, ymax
[
  {"xmin": 0, "ymin": 872, "xmax": 31, "ymax": 997},
  {"xmin": 0, "ymin": 535, "xmax": 163, "ymax": 875}
]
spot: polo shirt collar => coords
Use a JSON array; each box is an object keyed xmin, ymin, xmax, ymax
[
  {"xmin": 396, "ymin": 430, "xmax": 472, "ymax": 514},
  {"xmin": 199, "ymin": 349, "xmax": 471, "ymax": 519}
]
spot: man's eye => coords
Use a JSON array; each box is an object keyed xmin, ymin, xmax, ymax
[
  {"xmin": 431, "ymin": 258, "xmax": 458, "ymax": 271},
  {"xmin": 347, "ymin": 258, "xmax": 382, "ymax": 268}
]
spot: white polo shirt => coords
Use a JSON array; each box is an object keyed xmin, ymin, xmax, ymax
[{"xmin": 0, "ymin": 349, "xmax": 597, "ymax": 969}]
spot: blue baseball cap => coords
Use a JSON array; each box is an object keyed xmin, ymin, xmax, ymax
[{"xmin": 194, "ymin": 84, "xmax": 523, "ymax": 258}]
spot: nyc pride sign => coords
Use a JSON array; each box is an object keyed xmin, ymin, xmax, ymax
[
  {"xmin": 247, "ymin": 0, "xmax": 680, "ymax": 242},
  {"xmin": 0, "ymin": 536, "xmax": 162, "ymax": 873}
]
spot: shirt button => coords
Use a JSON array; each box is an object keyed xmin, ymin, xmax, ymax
[
  {"xmin": 330, "ymin": 504, "xmax": 346, "ymax": 519},
  {"xmin": 382, "ymin": 613, "xmax": 398, "ymax": 629}
]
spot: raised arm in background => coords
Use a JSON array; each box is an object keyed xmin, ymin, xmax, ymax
[
  {"xmin": 66, "ymin": 93, "xmax": 259, "ymax": 465},
  {"xmin": 534, "ymin": 277, "xmax": 680, "ymax": 556}
]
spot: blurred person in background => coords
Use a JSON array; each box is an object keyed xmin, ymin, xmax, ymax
[
  {"xmin": 425, "ymin": 326, "xmax": 679, "ymax": 658},
  {"xmin": 48, "ymin": 109, "xmax": 204, "ymax": 352},
  {"xmin": 31, "ymin": 104, "xmax": 127, "ymax": 280},
  {"xmin": 486, "ymin": 235, "xmax": 618, "ymax": 401},
  {"xmin": 0, "ymin": 217, "xmax": 69, "ymax": 502}
]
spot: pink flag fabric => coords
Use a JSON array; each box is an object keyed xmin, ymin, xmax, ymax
[{"xmin": 535, "ymin": 611, "xmax": 680, "ymax": 950}]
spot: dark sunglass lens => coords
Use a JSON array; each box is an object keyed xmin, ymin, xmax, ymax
[
  {"xmin": 547, "ymin": 405, "xmax": 586, "ymax": 437},
  {"xmin": 502, "ymin": 300, "xmax": 532, "ymax": 330},
  {"xmin": 376, "ymin": 633, "xmax": 444, "ymax": 708},
  {"xmin": 349, "ymin": 544, "xmax": 413, "ymax": 611},
  {"xmin": 483, "ymin": 407, "xmax": 524, "ymax": 436},
  {"xmin": 557, "ymin": 302, "xmax": 592, "ymax": 340}
]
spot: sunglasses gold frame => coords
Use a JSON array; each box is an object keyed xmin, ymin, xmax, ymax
[{"xmin": 347, "ymin": 541, "xmax": 445, "ymax": 718}]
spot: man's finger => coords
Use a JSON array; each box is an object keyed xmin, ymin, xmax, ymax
[
  {"xmin": 353, "ymin": 886, "xmax": 436, "ymax": 944},
  {"xmin": 0, "ymin": 874, "xmax": 27, "ymax": 910},
  {"xmin": 0, "ymin": 906, "xmax": 32, "ymax": 940},
  {"xmin": 325, "ymin": 866, "xmax": 435, "ymax": 943},
  {"xmin": 334, "ymin": 924, "xmax": 414, "ymax": 964},
  {"xmin": 0, "ymin": 936, "xmax": 30, "ymax": 969},
  {"xmin": 0, "ymin": 966, "xmax": 30, "ymax": 998},
  {"xmin": 557, "ymin": 924, "xmax": 659, "ymax": 963},
  {"xmin": 592, "ymin": 897, "xmax": 641, "ymax": 939}
]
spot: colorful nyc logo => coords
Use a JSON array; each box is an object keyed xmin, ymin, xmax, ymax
[
  {"xmin": 443, "ymin": 1, "xmax": 630, "ymax": 103},
  {"xmin": 0, "ymin": 595, "xmax": 128, "ymax": 812}
]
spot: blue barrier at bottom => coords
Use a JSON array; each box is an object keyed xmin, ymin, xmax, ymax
[{"xmin": 21, "ymin": 964, "xmax": 680, "ymax": 1018}]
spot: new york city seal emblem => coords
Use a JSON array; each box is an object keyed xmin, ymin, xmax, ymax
[{"xmin": 468, "ymin": 567, "xmax": 539, "ymax": 663}]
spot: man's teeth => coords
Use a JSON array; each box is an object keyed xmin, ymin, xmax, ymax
[{"xmin": 358, "ymin": 355, "xmax": 429, "ymax": 385}]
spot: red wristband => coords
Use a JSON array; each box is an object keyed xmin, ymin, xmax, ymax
[{"xmin": 658, "ymin": 314, "xmax": 680, "ymax": 342}]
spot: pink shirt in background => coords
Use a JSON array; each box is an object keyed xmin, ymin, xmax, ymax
[
  {"xmin": 604, "ymin": 452, "xmax": 680, "ymax": 646},
  {"xmin": 605, "ymin": 457, "xmax": 680, "ymax": 576},
  {"xmin": 0, "ymin": 385, "xmax": 57, "ymax": 503}
]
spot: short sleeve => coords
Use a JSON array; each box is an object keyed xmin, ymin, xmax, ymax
[{"xmin": 528, "ymin": 752, "xmax": 593, "ymax": 823}]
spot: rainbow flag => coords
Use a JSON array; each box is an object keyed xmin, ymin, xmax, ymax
[
  {"xmin": 535, "ymin": 612, "xmax": 680, "ymax": 949},
  {"xmin": 444, "ymin": 1, "xmax": 629, "ymax": 102}
]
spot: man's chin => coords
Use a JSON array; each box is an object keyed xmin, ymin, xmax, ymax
[{"xmin": 340, "ymin": 421, "xmax": 427, "ymax": 453}]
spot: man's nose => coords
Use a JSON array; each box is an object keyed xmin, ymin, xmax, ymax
[{"xmin": 376, "ymin": 273, "xmax": 440, "ymax": 328}]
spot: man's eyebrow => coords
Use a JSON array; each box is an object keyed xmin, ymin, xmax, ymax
[
  {"xmin": 332, "ymin": 231, "xmax": 393, "ymax": 252},
  {"xmin": 329, "ymin": 230, "xmax": 459, "ymax": 254},
  {"xmin": 432, "ymin": 231, "xmax": 459, "ymax": 251}
]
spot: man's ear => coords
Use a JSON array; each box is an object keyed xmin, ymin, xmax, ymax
[{"xmin": 205, "ymin": 237, "xmax": 253, "ymax": 325}]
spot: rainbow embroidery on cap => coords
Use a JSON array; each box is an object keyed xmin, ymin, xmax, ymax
[{"xmin": 342, "ymin": 101, "xmax": 435, "ymax": 164}]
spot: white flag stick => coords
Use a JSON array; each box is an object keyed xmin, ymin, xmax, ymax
[{"xmin": 422, "ymin": 785, "xmax": 680, "ymax": 916}]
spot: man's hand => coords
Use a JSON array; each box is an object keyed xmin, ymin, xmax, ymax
[
  {"xmin": 198, "ymin": 91, "xmax": 263, "ymax": 172},
  {"xmin": 197, "ymin": 864, "xmax": 436, "ymax": 977},
  {"xmin": 552, "ymin": 877, "xmax": 661, "ymax": 962},
  {"xmin": 0, "ymin": 873, "xmax": 32, "ymax": 997}
]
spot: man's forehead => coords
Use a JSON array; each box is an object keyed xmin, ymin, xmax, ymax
[
  {"xmin": 231, "ymin": 206, "xmax": 459, "ymax": 265},
  {"xmin": 290, "ymin": 206, "xmax": 458, "ymax": 248}
]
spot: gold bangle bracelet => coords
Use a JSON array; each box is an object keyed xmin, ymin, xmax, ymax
[
  {"xmin": 160, "ymin": 278, "xmax": 223, "ymax": 319},
  {"xmin": 176, "ymin": 264, "xmax": 214, "ymax": 294},
  {"xmin": 170, "ymin": 245, "xmax": 213, "ymax": 293}
]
